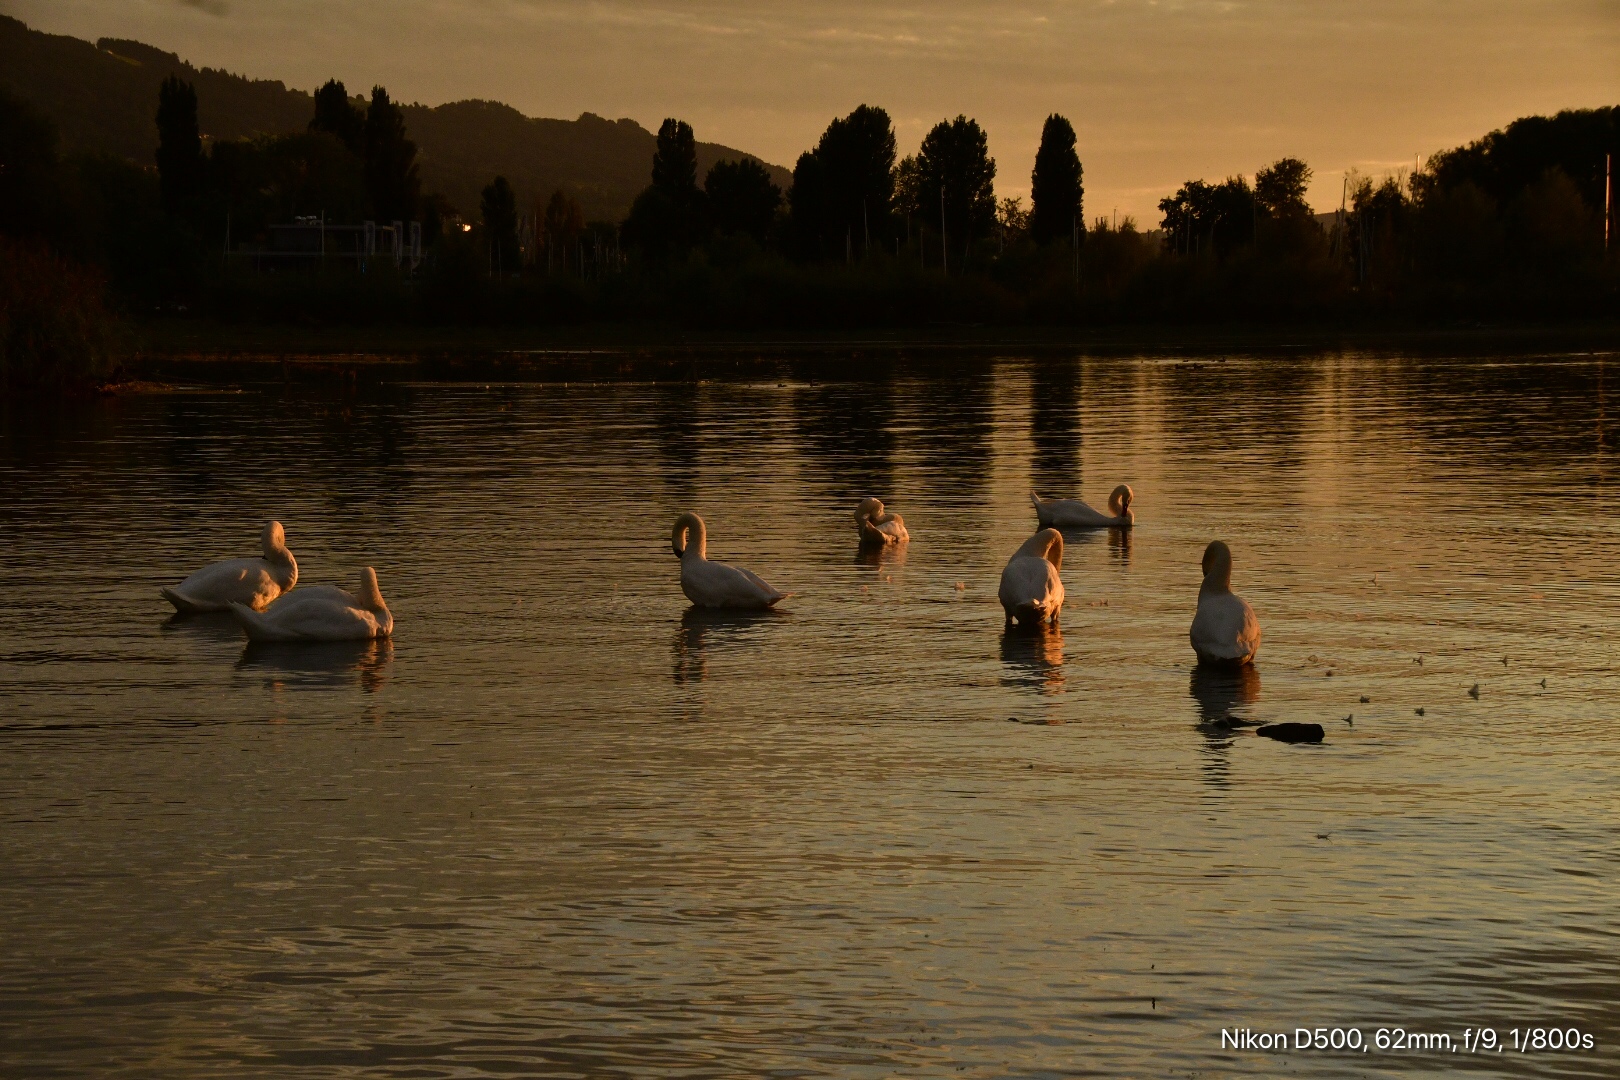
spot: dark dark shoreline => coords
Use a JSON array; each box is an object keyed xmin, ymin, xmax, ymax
[{"xmin": 121, "ymin": 317, "xmax": 1620, "ymax": 385}]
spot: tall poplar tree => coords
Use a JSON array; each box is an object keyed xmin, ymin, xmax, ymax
[
  {"xmin": 1030, "ymin": 113, "xmax": 1083, "ymax": 245},
  {"xmin": 155, "ymin": 75, "xmax": 203, "ymax": 219},
  {"xmin": 362, "ymin": 86, "xmax": 420, "ymax": 222},
  {"xmin": 310, "ymin": 79, "xmax": 364, "ymax": 154}
]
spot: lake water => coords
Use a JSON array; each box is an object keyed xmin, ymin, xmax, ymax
[{"xmin": 2, "ymin": 350, "xmax": 1617, "ymax": 1078}]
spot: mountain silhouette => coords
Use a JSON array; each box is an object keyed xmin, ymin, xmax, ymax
[{"xmin": 0, "ymin": 15, "xmax": 790, "ymax": 222}]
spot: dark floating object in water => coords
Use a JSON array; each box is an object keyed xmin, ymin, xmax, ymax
[
  {"xmin": 1207, "ymin": 714, "xmax": 1259, "ymax": 729},
  {"xmin": 1540, "ymin": 678, "xmax": 1547, "ymax": 688},
  {"xmin": 1468, "ymin": 683, "xmax": 1480, "ymax": 699},
  {"xmin": 1415, "ymin": 707, "xmax": 1426, "ymax": 716},
  {"xmin": 1257, "ymin": 722, "xmax": 1324, "ymax": 743},
  {"xmin": 1344, "ymin": 714, "xmax": 1353, "ymax": 725},
  {"xmin": 1359, "ymin": 695, "xmax": 1370, "ymax": 703}
]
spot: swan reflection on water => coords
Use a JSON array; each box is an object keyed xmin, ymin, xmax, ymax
[
  {"xmin": 1107, "ymin": 526, "xmax": 1132, "ymax": 564},
  {"xmin": 1189, "ymin": 662, "xmax": 1261, "ymax": 725},
  {"xmin": 854, "ymin": 541, "xmax": 908, "ymax": 570},
  {"xmin": 1189, "ymin": 663, "xmax": 1262, "ymax": 789},
  {"xmin": 672, "ymin": 607, "xmax": 785, "ymax": 685},
  {"xmin": 999, "ymin": 624, "xmax": 1066, "ymax": 694},
  {"xmin": 236, "ymin": 638, "xmax": 394, "ymax": 693}
]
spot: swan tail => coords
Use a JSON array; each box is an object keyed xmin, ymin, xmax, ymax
[
  {"xmin": 161, "ymin": 586, "xmax": 208, "ymax": 614},
  {"xmin": 1030, "ymin": 490, "xmax": 1052, "ymax": 527},
  {"xmin": 228, "ymin": 602, "xmax": 278, "ymax": 642}
]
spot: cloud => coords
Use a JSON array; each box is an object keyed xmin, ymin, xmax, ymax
[{"xmin": 177, "ymin": 0, "xmax": 228, "ymax": 15}]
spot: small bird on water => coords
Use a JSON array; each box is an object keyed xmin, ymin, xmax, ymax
[{"xmin": 1468, "ymin": 683, "xmax": 1480, "ymax": 699}]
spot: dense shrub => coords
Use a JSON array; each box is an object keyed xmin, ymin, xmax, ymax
[{"xmin": 0, "ymin": 239, "xmax": 117, "ymax": 391}]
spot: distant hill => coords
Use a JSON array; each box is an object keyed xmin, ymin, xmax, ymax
[{"xmin": 0, "ymin": 15, "xmax": 792, "ymax": 222}]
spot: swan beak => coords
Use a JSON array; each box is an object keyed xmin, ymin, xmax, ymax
[{"xmin": 671, "ymin": 542, "xmax": 683, "ymax": 557}]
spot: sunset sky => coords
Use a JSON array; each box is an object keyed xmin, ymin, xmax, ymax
[{"xmin": 8, "ymin": 0, "xmax": 1618, "ymax": 224}]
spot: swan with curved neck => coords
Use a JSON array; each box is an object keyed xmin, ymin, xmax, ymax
[
  {"xmin": 672, "ymin": 512, "xmax": 788, "ymax": 609},
  {"xmin": 1189, "ymin": 540, "xmax": 1261, "ymax": 666},
  {"xmin": 229, "ymin": 567, "xmax": 393, "ymax": 642},
  {"xmin": 1031, "ymin": 484, "xmax": 1134, "ymax": 529},
  {"xmin": 161, "ymin": 520, "xmax": 298, "ymax": 613},
  {"xmin": 999, "ymin": 528, "xmax": 1065, "ymax": 627},
  {"xmin": 854, "ymin": 497, "xmax": 909, "ymax": 545}
]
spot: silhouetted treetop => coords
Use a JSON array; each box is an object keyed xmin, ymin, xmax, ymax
[
  {"xmin": 624, "ymin": 118, "xmax": 706, "ymax": 260},
  {"xmin": 481, "ymin": 174, "xmax": 518, "ymax": 273},
  {"xmin": 652, "ymin": 118, "xmax": 699, "ymax": 197},
  {"xmin": 705, "ymin": 157, "xmax": 780, "ymax": 242},
  {"xmin": 363, "ymin": 86, "xmax": 420, "ymax": 221},
  {"xmin": 1030, "ymin": 113, "xmax": 1083, "ymax": 245},
  {"xmin": 917, "ymin": 115, "xmax": 997, "ymax": 261},
  {"xmin": 788, "ymin": 150, "xmax": 826, "ymax": 257},
  {"xmin": 1159, "ymin": 175, "xmax": 1254, "ymax": 258},
  {"xmin": 1256, "ymin": 157, "xmax": 1311, "ymax": 217},
  {"xmin": 892, "ymin": 154, "xmax": 921, "ymax": 221},
  {"xmin": 310, "ymin": 79, "xmax": 364, "ymax": 154},
  {"xmin": 155, "ymin": 74, "xmax": 202, "ymax": 218},
  {"xmin": 1423, "ymin": 106, "xmax": 1618, "ymax": 215},
  {"xmin": 814, "ymin": 104, "xmax": 897, "ymax": 253}
]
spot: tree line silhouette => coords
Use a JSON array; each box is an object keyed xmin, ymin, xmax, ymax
[{"xmin": 1, "ymin": 74, "xmax": 1616, "ymax": 388}]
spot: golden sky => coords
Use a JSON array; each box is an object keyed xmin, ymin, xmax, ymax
[{"xmin": 10, "ymin": 0, "xmax": 1618, "ymax": 223}]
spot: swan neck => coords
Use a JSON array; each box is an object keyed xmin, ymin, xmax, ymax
[
  {"xmin": 674, "ymin": 513, "xmax": 707, "ymax": 560},
  {"xmin": 1201, "ymin": 564, "xmax": 1232, "ymax": 594},
  {"xmin": 357, "ymin": 568, "xmax": 387, "ymax": 612},
  {"xmin": 261, "ymin": 521, "xmax": 291, "ymax": 562}
]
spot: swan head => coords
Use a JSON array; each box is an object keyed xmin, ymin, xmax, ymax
[
  {"xmin": 855, "ymin": 497, "xmax": 884, "ymax": 524},
  {"xmin": 261, "ymin": 520, "xmax": 288, "ymax": 555},
  {"xmin": 1108, "ymin": 485, "xmax": 1134, "ymax": 522},
  {"xmin": 671, "ymin": 512, "xmax": 706, "ymax": 559},
  {"xmin": 1201, "ymin": 540, "xmax": 1233, "ymax": 593}
]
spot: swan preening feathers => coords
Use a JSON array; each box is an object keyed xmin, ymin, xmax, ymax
[
  {"xmin": 855, "ymin": 497, "xmax": 909, "ymax": 545},
  {"xmin": 672, "ymin": 512, "xmax": 789, "ymax": 610},
  {"xmin": 1031, "ymin": 485, "xmax": 1134, "ymax": 529},
  {"xmin": 999, "ymin": 528, "xmax": 1065, "ymax": 628},
  {"xmin": 161, "ymin": 520, "xmax": 298, "ymax": 613},
  {"xmin": 230, "ymin": 567, "xmax": 393, "ymax": 643},
  {"xmin": 1189, "ymin": 540, "xmax": 1262, "ymax": 667}
]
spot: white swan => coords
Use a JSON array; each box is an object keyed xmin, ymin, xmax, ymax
[
  {"xmin": 854, "ymin": 497, "xmax": 909, "ymax": 545},
  {"xmin": 161, "ymin": 520, "xmax": 298, "ymax": 613},
  {"xmin": 1031, "ymin": 484, "xmax": 1134, "ymax": 529},
  {"xmin": 229, "ymin": 567, "xmax": 393, "ymax": 642},
  {"xmin": 1190, "ymin": 540, "xmax": 1261, "ymax": 666},
  {"xmin": 999, "ymin": 528, "xmax": 1065, "ymax": 627},
  {"xmin": 672, "ymin": 512, "xmax": 788, "ymax": 609}
]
